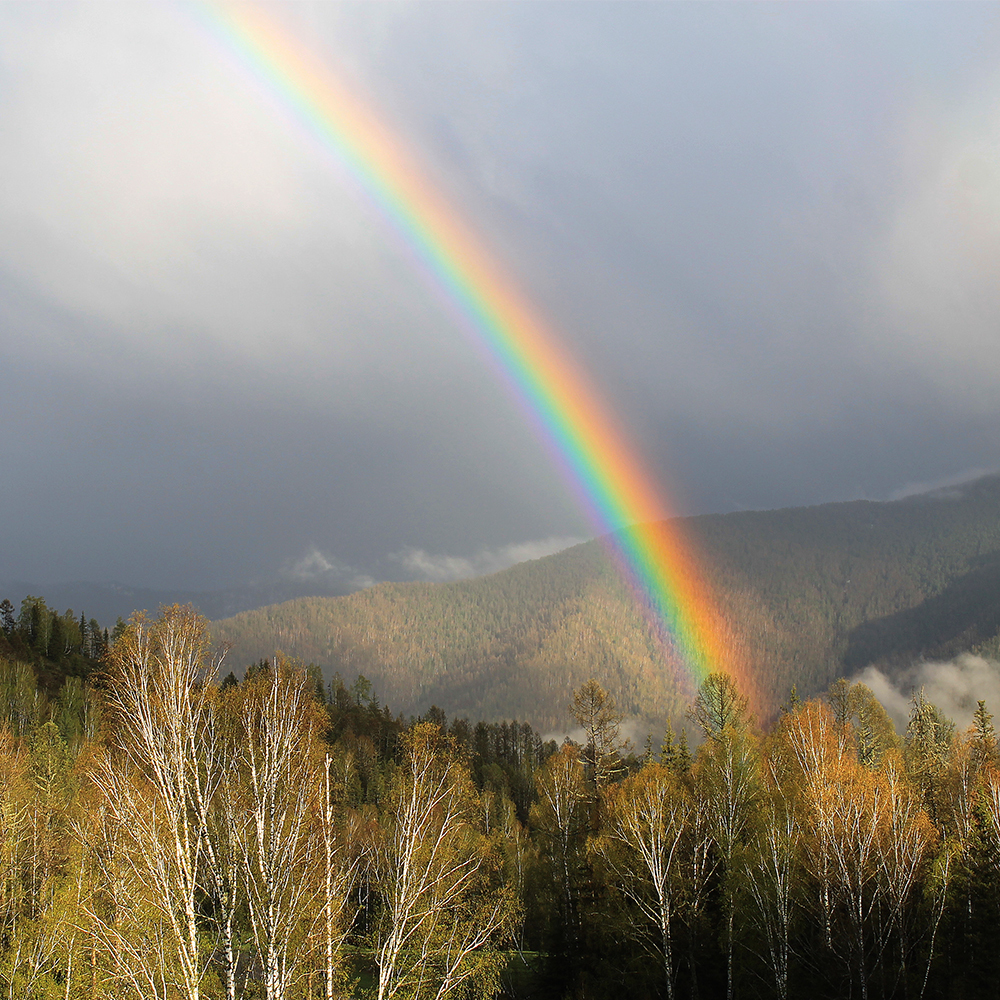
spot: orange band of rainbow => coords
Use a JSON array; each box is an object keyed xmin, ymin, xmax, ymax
[{"xmin": 198, "ymin": 2, "xmax": 753, "ymax": 709}]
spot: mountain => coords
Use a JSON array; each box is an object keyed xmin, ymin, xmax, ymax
[
  {"xmin": 212, "ymin": 475, "xmax": 1000, "ymax": 732},
  {"xmin": 0, "ymin": 578, "xmax": 359, "ymax": 631}
]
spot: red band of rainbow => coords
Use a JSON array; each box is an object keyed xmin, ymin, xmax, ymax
[{"xmin": 198, "ymin": 2, "xmax": 753, "ymax": 710}]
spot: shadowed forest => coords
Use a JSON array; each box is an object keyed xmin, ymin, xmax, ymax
[{"xmin": 3, "ymin": 600, "xmax": 1000, "ymax": 998}]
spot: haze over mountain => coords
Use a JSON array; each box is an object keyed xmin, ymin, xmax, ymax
[
  {"xmin": 0, "ymin": 578, "xmax": 360, "ymax": 634},
  {"xmin": 212, "ymin": 474, "xmax": 1000, "ymax": 733}
]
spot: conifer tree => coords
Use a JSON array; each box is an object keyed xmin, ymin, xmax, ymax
[
  {"xmin": 0, "ymin": 600, "xmax": 15, "ymax": 635},
  {"xmin": 905, "ymin": 690, "xmax": 954, "ymax": 825},
  {"xmin": 688, "ymin": 672, "xmax": 749, "ymax": 742},
  {"xmin": 972, "ymin": 700, "xmax": 996, "ymax": 767}
]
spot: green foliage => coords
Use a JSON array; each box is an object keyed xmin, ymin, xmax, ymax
[
  {"xmin": 688, "ymin": 672, "xmax": 750, "ymax": 740},
  {"xmin": 0, "ymin": 594, "xmax": 105, "ymax": 701}
]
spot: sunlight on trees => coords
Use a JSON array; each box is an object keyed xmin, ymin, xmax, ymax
[
  {"xmin": 372, "ymin": 723, "xmax": 518, "ymax": 1000},
  {"xmin": 595, "ymin": 761, "xmax": 690, "ymax": 1000},
  {"xmin": 7, "ymin": 599, "xmax": 1000, "ymax": 996},
  {"xmin": 570, "ymin": 679, "xmax": 629, "ymax": 789}
]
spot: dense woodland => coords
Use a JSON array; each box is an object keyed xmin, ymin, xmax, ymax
[
  {"xmin": 5, "ymin": 599, "xmax": 1000, "ymax": 997},
  {"xmin": 212, "ymin": 475, "xmax": 1000, "ymax": 731}
]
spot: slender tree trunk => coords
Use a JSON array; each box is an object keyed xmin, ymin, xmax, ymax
[
  {"xmin": 660, "ymin": 908, "xmax": 674, "ymax": 1000},
  {"xmin": 726, "ymin": 904, "xmax": 734, "ymax": 1000},
  {"xmin": 64, "ymin": 941, "xmax": 72, "ymax": 1000},
  {"xmin": 560, "ymin": 829, "xmax": 576, "ymax": 951},
  {"xmin": 222, "ymin": 903, "xmax": 237, "ymax": 1000},
  {"xmin": 323, "ymin": 761, "xmax": 336, "ymax": 1000}
]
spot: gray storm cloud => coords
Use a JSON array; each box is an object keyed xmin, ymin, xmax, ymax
[
  {"xmin": 871, "ymin": 74, "xmax": 1000, "ymax": 412},
  {"xmin": 4, "ymin": 3, "xmax": 1000, "ymax": 591}
]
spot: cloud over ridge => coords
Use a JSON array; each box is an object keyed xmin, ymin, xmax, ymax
[
  {"xmin": 853, "ymin": 653, "xmax": 1000, "ymax": 732},
  {"xmin": 390, "ymin": 536, "xmax": 586, "ymax": 583}
]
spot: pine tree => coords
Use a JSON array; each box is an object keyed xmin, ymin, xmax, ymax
[
  {"xmin": 779, "ymin": 684, "xmax": 800, "ymax": 715},
  {"xmin": 905, "ymin": 689, "xmax": 954, "ymax": 825},
  {"xmin": 570, "ymin": 679, "xmax": 629, "ymax": 788},
  {"xmin": 972, "ymin": 700, "xmax": 996, "ymax": 767},
  {"xmin": 660, "ymin": 721, "xmax": 676, "ymax": 765},
  {"xmin": 78, "ymin": 612, "xmax": 88, "ymax": 656},
  {"xmin": 688, "ymin": 672, "xmax": 750, "ymax": 741},
  {"xmin": 0, "ymin": 599, "xmax": 15, "ymax": 635}
]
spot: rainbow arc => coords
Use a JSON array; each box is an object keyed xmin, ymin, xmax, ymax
[{"xmin": 201, "ymin": 2, "xmax": 753, "ymax": 707}]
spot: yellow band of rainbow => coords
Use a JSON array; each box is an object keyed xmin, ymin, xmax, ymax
[{"xmin": 198, "ymin": 2, "xmax": 753, "ymax": 709}]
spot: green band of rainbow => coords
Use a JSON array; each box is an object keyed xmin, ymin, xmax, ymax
[{"xmin": 198, "ymin": 2, "xmax": 747, "ymax": 702}]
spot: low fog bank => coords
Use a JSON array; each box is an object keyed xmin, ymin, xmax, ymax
[{"xmin": 852, "ymin": 653, "xmax": 1000, "ymax": 733}]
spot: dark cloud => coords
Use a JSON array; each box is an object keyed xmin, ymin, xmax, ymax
[{"xmin": 3, "ymin": 2, "xmax": 1000, "ymax": 593}]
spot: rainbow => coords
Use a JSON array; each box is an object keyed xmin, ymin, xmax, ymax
[{"xmin": 198, "ymin": 3, "xmax": 751, "ymax": 706}]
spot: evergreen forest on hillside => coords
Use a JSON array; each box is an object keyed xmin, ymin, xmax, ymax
[
  {"xmin": 6, "ymin": 602, "xmax": 1000, "ymax": 998},
  {"xmin": 213, "ymin": 475, "xmax": 1000, "ymax": 730}
]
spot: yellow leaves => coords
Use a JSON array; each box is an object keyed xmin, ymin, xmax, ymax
[
  {"xmin": 599, "ymin": 760, "xmax": 690, "ymax": 886},
  {"xmin": 529, "ymin": 744, "xmax": 586, "ymax": 847},
  {"xmin": 770, "ymin": 695, "xmax": 937, "ymax": 947},
  {"xmin": 372, "ymin": 723, "xmax": 517, "ymax": 1000}
]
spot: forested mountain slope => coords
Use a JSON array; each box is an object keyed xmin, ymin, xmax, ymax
[{"xmin": 213, "ymin": 474, "xmax": 1000, "ymax": 730}]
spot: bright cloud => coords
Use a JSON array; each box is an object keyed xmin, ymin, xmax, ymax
[
  {"xmin": 390, "ymin": 536, "xmax": 585, "ymax": 583},
  {"xmin": 853, "ymin": 653, "xmax": 1000, "ymax": 732},
  {"xmin": 280, "ymin": 547, "xmax": 375, "ymax": 590}
]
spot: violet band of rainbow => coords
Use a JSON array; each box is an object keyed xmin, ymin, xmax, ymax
[{"xmin": 198, "ymin": 2, "xmax": 753, "ymax": 708}]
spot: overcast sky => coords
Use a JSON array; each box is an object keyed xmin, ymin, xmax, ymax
[{"xmin": 3, "ymin": 1, "xmax": 1000, "ymax": 592}]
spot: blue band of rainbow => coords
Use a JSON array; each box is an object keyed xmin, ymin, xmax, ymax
[{"xmin": 198, "ymin": 1, "xmax": 752, "ymax": 709}]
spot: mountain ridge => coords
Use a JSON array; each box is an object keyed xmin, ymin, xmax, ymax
[{"xmin": 212, "ymin": 475, "xmax": 1000, "ymax": 731}]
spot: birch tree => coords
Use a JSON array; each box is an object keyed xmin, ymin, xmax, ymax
[
  {"xmin": 695, "ymin": 723, "xmax": 761, "ymax": 1000},
  {"xmin": 316, "ymin": 752, "xmax": 363, "ymax": 1000},
  {"xmin": 826, "ymin": 761, "xmax": 886, "ymax": 999},
  {"xmin": 0, "ymin": 730, "xmax": 28, "ymax": 967},
  {"xmin": 595, "ymin": 760, "xmax": 690, "ymax": 1000},
  {"xmin": 372, "ymin": 723, "xmax": 516, "ymax": 1000},
  {"xmin": 232, "ymin": 661, "xmax": 327, "ymax": 1000},
  {"xmin": 81, "ymin": 781, "xmax": 183, "ymax": 999},
  {"xmin": 746, "ymin": 785, "xmax": 801, "ymax": 1000},
  {"xmin": 875, "ymin": 756, "xmax": 935, "ymax": 994},
  {"xmin": 89, "ymin": 605, "xmax": 222, "ymax": 1000},
  {"xmin": 777, "ymin": 701, "xmax": 843, "ymax": 955},
  {"xmin": 0, "ymin": 730, "xmax": 31, "ymax": 999},
  {"xmin": 204, "ymin": 710, "xmax": 243, "ymax": 1000},
  {"xmin": 529, "ymin": 744, "xmax": 588, "ymax": 954}
]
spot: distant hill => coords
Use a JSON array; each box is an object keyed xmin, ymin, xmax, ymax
[
  {"xmin": 213, "ymin": 475, "xmax": 1000, "ymax": 732},
  {"xmin": 0, "ymin": 578, "xmax": 360, "ymax": 631}
]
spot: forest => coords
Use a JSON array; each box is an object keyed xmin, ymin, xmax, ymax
[
  {"xmin": 3, "ymin": 598, "xmax": 1000, "ymax": 998},
  {"xmin": 212, "ymin": 474, "xmax": 1000, "ymax": 731}
]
